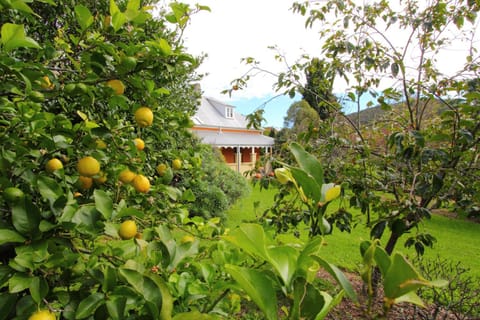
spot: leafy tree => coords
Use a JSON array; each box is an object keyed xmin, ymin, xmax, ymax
[
  {"xmin": 237, "ymin": 0, "xmax": 480, "ymax": 258},
  {"xmin": 0, "ymin": 1, "xmax": 248, "ymax": 318},
  {"xmin": 300, "ymin": 57, "xmax": 339, "ymax": 120},
  {"xmin": 284, "ymin": 100, "xmax": 320, "ymax": 133}
]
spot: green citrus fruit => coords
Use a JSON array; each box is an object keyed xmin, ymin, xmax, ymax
[{"xmin": 3, "ymin": 187, "xmax": 25, "ymax": 203}]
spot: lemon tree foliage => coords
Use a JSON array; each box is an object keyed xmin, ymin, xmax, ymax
[{"xmin": 0, "ymin": 0, "xmax": 250, "ymax": 318}]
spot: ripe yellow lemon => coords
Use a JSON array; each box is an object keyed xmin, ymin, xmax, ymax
[
  {"xmin": 134, "ymin": 138, "xmax": 145, "ymax": 151},
  {"xmin": 77, "ymin": 156, "xmax": 100, "ymax": 177},
  {"xmin": 78, "ymin": 176, "xmax": 93, "ymax": 190},
  {"xmin": 134, "ymin": 107, "xmax": 153, "ymax": 128},
  {"xmin": 132, "ymin": 174, "xmax": 150, "ymax": 193},
  {"xmin": 95, "ymin": 139, "xmax": 107, "ymax": 149},
  {"xmin": 106, "ymin": 79, "xmax": 125, "ymax": 95},
  {"xmin": 40, "ymin": 76, "xmax": 54, "ymax": 90},
  {"xmin": 94, "ymin": 172, "xmax": 107, "ymax": 184},
  {"xmin": 180, "ymin": 235, "xmax": 195, "ymax": 244},
  {"xmin": 172, "ymin": 159, "xmax": 182, "ymax": 170},
  {"xmin": 156, "ymin": 163, "xmax": 167, "ymax": 176},
  {"xmin": 119, "ymin": 220, "xmax": 137, "ymax": 240},
  {"xmin": 118, "ymin": 169, "xmax": 136, "ymax": 184},
  {"xmin": 28, "ymin": 309, "xmax": 56, "ymax": 320},
  {"xmin": 45, "ymin": 158, "xmax": 63, "ymax": 173}
]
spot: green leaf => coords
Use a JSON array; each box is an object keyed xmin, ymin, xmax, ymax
[
  {"xmin": 168, "ymin": 238, "xmax": 199, "ymax": 271},
  {"xmin": 290, "ymin": 167, "xmax": 321, "ymax": 203},
  {"xmin": 119, "ymin": 268, "xmax": 162, "ymax": 318},
  {"xmin": 297, "ymin": 236, "xmax": 323, "ymax": 278},
  {"xmin": 75, "ymin": 292, "xmax": 105, "ymax": 319},
  {"xmin": 94, "ymin": 190, "xmax": 113, "ymax": 220},
  {"xmin": 37, "ymin": 176, "xmax": 63, "ymax": 206},
  {"xmin": 112, "ymin": 11, "xmax": 127, "ymax": 31},
  {"xmin": 314, "ymin": 291, "xmax": 344, "ymax": 320},
  {"xmin": 312, "ymin": 256, "xmax": 357, "ymax": 302},
  {"xmin": 0, "ymin": 229, "xmax": 25, "ymax": 245},
  {"xmin": 9, "ymin": 0, "xmax": 38, "ymax": 16},
  {"xmin": 383, "ymin": 253, "xmax": 433, "ymax": 300},
  {"xmin": 8, "ymin": 273, "xmax": 32, "ymax": 293},
  {"xmin": 223, "ymin": 223, "xmax": 270, "ymax": 261},
  {"xmin": 267, "ymin": 246, "xmax": 298, "ymax": 288},
  {"xmin": 172, "ymin": 311, "xmax": 218, "ymax": 320},
  {"xmin": 225, "ymin": 264, "xmax": 278, "ymax": 320},
  {"xmin": 29, "ymin": 276, "xmax": 48, "ymax": 304},
  {"xmin": 106, "ymin": 296, "xmax": 127, "ymax": 320},
  {"xmin": 12, "ymin": 199, "xmax": 40, "ymax": 235},
  {"xmin": 145, "ymin": 273, "xmax": 173, "ymax": 320},
  {"xmin": 115, "ymin": 207, "xmax": 144, "ymax": 219},
  {"xmin": 1, "ymin": 23, "xmax": 40, "ymax": 52},
  {"xmin": 75, "ymin": 4, "xmax": 94, "ymax": 31},
  {"xmin": 289, "ymin": 142, "xmax": 324, "ymax": 186},
  {"xmin": 181, "ymin": 189, "xmax": 195, "ymax": 202},
  {"xmin": 0, "ymin": 292, "xmax": 17, "ymax": 320}
]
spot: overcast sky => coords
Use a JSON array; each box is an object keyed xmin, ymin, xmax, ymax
[
  {"xmin": 158, "ymin": 0, "xmax": 479, "ymax": 127},
  {"xmin": 177, "ymin": 0, "xmax": 322, "ymax": 101}
]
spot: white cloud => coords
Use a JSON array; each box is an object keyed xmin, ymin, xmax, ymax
[
  {"xmin": 177, "ymin": 0, "xmax": 322, "ymax": 101},
  {"xmin": 160, "ymin": 0, "xmax": 479, "ymax": 104}
]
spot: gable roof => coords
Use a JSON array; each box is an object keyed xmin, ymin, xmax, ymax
[
  {"xmin": 192, "ymin": 97, "xmax": 248, "ymax": 129},
  {"xmin": 191, "ymin": 96, "xmax": 274, "ymax": 148}
]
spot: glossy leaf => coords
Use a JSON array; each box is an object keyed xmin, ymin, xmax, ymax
[
  {"xmin": 75, "ymin": 4, "xmax": 94, "ymax": 31},
  {"xmin": 94, "ymin": 190, "xmax": 113, "ymax": 220},
  {"xmin": 384, "ymin": 253, "xmax": 447, "ymax": 302},
  {"xmin": 225, "ymin": 264, "xmax": 278, "ymax": 320},
  {"xmin": 12, "ymin": 199, "xmax": 40, "ymax": 235},
  {"xmin": 75, "ymin": 292, "xmax": 105, "ymax": 319},
  {"xmin": 106, "ymin": 296, "xmax": 127, "ymax": 320},
  {"xmin": 312, "ymin": 256, "xmax": 357, "ymax": 302},
  {"xmin": 0, "ymin": 229, "xmax": 25, "ymax": 245},
  {"xmin": 289, "ymin": 142, "xmax": 324, "ymax": 187},
  {"xmin": 290, "ymin": 166, "xmax": 321, "ymax": 203},
  {"xmin": 8, "ymin": 273, "xmax": 32, "ymax": 293},
  {"xmin": 119, "ymin": 268, "xmax": 162, "ymax": 318},
  {"xmin": 1, "ymin": 23, "xmax": 40, "ymax": 51},
  {"xmin": 29, "ymin": 276, "xmax": 48, "ymax": 304}
]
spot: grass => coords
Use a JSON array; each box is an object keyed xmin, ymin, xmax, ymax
[{"xmin": 226, "ymin": 184, "xmax": 480, "ymax": 278}]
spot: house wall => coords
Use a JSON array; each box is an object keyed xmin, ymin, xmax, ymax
[{"xmin": 222, "ymin": 148, "xmax": 236, "ymax": 163}]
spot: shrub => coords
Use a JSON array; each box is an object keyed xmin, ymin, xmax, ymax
[{"xmin": 414, "ymin": 256, "xmax": 480, "ymax": 319}]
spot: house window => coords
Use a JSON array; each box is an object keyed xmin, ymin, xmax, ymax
[{"xmin": 225, "ymin": 107, "xmax": 234, "ymax": 119}]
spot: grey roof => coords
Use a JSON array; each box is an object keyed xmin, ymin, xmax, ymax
[
  {"xmin": 192, "ymin": 97, "xmax": 248, "ymax": 128},
  {"xmin": 194, "ymin": 130, "xmax": 274, "ymax": 148}
]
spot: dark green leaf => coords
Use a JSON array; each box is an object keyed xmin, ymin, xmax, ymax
[
  {"xmin": 94, "ymin": 190, "xmax": 113, "ymax": 220},
  {"xmin": 75, "ymin": 292, "xmax": 105, "ymax": 319},
  {"xmin": 29, "ymin": 276, "xmax": 48, "ymax": 304},
  {"xmin": 225, "ymin": 264, "xmax": 278, "ymax": 320},
  {"xmin": 289, "ymin": 142, "xmax": 324, "ymax": 186},
  {"xmin": 12, "ymin": 199, "xmax": 40, "ymax": 235}
]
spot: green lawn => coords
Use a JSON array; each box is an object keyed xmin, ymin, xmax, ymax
[{"xmin": 226, "ymin": 184, "xmax": 480, "ymax": 278}]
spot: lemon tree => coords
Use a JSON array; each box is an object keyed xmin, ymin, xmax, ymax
[{"xmin": 0, "ymin": 1, "xmax": 251, "ymax": 318}]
